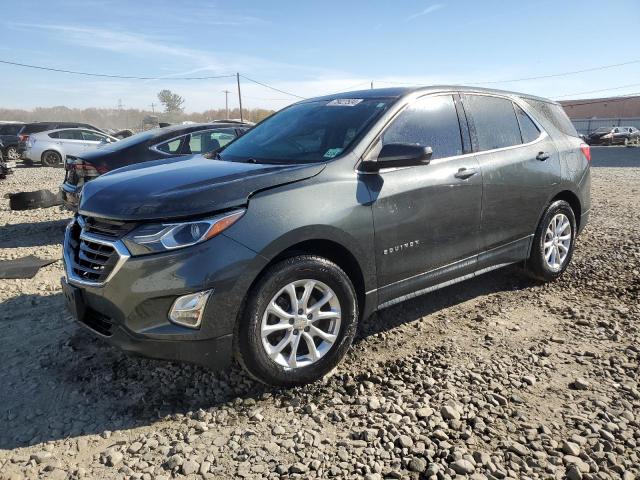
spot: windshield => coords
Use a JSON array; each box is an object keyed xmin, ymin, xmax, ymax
[{"xmin": 220, "ymin": 98, "xmax": 393, "ymax": 164}]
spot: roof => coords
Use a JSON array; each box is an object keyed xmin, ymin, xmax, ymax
[{"xmin": 305, "ymin": 85, "xmax": 555, "ymax": 104}]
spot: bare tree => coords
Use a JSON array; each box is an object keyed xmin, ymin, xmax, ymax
[{"xmin": 157, "ymin": 90, "xmax": 185, "ymax": 113}]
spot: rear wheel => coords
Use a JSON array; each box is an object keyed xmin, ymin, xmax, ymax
[
  {"xmin": 41, "ymin": 150, "xmax": 62, "ymax": 167},
  {"xmin": 623, "ymin": 137, "xmax": 630, "ymax": 147},
  {"xmin": 524, "ymin": 200, "xmax": 576, "ymax": 282},
  {"xmin": 235, "ymin": 255, "xmax": 358, "ymax": 386},
  {"xmin": 5, "ymin": 146, "xmax": 19, "ymax": 160}
]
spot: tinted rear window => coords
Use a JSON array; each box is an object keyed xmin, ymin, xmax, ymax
[
  {"xmin": 463, "ymin": 95, "xmax": 522, "ymax": 151},
  {"xmin": 524, "ymin": 99, "xmax": 579, "ymax": 137},
  {"xmin": 23, "ymin": 124, "xmax": 54, "ymax": 134},
  {"xmin": 0, "ymin": 124, "xmax": 22, "ymax": 135}
]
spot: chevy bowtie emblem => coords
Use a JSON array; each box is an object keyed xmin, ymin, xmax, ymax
[{"xmin": 383, "ymin": 240, "xmax": 420, "ymax": 255}]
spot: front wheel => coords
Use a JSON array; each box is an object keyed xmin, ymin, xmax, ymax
[
  {"xmin": 524, "ymin": 200, "xmax": 576, "ymax": 282},
  {"xmin": 235, "ymin": 255, "xmax": 358, "ymax": 386}
]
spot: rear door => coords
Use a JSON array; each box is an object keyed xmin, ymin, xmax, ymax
[
  {"xmin": 461, "ymin": 94, "xmax": 560, "ymax": 268},
  {"xmin": 364, "ymin": 93, "xmax": 483, "ymax": 305},
  {"xmin": 57, "ymin": 130, "xmax": 86, "ymax": 156}
]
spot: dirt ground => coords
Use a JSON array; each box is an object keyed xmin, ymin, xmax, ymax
[{"xmin": 0, "ymin": 162, "xmax": 638, "ymax": 480}]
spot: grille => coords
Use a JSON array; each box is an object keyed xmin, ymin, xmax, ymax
[
  {"xmin": 66, "ymin": 217, "xmax": 129, "ymax": 285},
  {"xmin": 79, "ymin": 215, "xmax": 136, "ymax": 239}
]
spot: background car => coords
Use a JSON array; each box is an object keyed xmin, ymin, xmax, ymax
[
  {"xmin": 0, "ymin": 140, "xmax": 16, "ymax": 179},
  {"xmin": 61, "ymin": 121, "xmax": 251, "ymax": 208},
  {"xmin": 587, "ymin": 126, "xmax": 640, "ymax": 146},
  {"xmin": 17, "ymin": 121, "xmax": 105, "ymax": 161},
  {"xmin": 24, "ymin": 128, "xmax": 118, "ymax": 167},
  {"xmin": 0, "ymin": 122, "xmax": 24, "ymax": 161}
]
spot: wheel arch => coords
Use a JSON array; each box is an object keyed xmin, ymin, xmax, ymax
[{"xmin": 550, "ymin": 189, "xmax": 582, "ymax": 230}]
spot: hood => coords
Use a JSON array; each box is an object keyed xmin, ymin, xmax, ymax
[{"xmin": 79, "ymin": 156, "xmax": 325, "ymax": 221}]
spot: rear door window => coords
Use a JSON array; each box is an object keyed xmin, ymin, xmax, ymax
[
  {"xmin": 58, "ymin": 130, "xmax": 84, "ymax": 140},
  {"xmin": 187, "ymin": 128, "xmax": 236, "ymax": 154},
  {"xmin": 514, "ymin": 104, "xmax": 541, "ymax": 143},
  {"xmin": 156, "ymin": 137, "xmax": 184, "ymax": 154},
  {"xmin": 382, "ymin": 94, "xmax": 463, "ymax": 160},
  {"xmin": 463, "ymin": 95, "xmax": 522, "ymax": 151}
]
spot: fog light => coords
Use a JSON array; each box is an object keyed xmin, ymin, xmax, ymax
[{"xmin": 168, "ymin": 290, "xmax": 212, "ymax": 328}]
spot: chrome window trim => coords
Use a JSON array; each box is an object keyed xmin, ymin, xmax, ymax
[{"xmin": 63, "ymin": 219, "xmax": 130, "ymax": 288}]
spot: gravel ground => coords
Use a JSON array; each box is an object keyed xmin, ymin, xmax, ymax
[{"xmin": 0, "ymin": 164, "xmax": 639, "ymax": 480}]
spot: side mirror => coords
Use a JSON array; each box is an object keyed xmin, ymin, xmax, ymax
[{"xmin": 360, "ymin": 143, "xmax": 432, "ymax": 172}]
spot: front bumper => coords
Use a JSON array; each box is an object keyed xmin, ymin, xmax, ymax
[
  {"xmin": 60, "ymin": 183, "xmax": 81, "ymax": 209},
  {"xmin": 62, "ymin": 219, "xmax": 267, "ymax": 370}
]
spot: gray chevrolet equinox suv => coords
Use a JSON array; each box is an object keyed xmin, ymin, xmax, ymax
[{"xmin": 62, "ymin": 86, "xmax": 591, "ymax": 386}]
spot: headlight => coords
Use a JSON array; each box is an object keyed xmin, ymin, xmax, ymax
[{"xmin": 123, "ymin": 209, "xmax": 245, "ymax": 255}]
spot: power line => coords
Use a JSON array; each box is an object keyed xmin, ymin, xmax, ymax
[
  {"xmin": 472, "ymin": 59, "xmax": 640, "ymax": 85},
  {"xmin": 558, "ymin": 93, "xmax": 640, "ymax": 107},
  {"xmin": 239, "ymin": 74, "xmax": 306, "ymax": 99},
  {"xmin": 555, "ymin": 83, "xmax": 640, "ymax": 99},
  {"xmin": 0, "ymin": 59, "xmax": 235, "ymax": 80},
  {"xmin": 371, "ymin": 59, "xmax": 640, "ymax": 88}
]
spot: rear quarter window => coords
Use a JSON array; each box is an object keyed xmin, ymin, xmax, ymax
[{"xmin": 524, "ymin": 99, "xmax": 579, "ymax": 138}]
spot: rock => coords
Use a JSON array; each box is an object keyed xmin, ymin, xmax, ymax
[
  {"xmin": 507, "ymin": 442, "xmax": 529, "ymax": 456},
  {"xmin": 441, "ymin": 405, "xmax": 461, "ymax": 421},
  {"xmin": 106, "ymin": 450, "xmax": 123, "ymax": 467},
  {"xmin": 408, "ymin": 457, "xmax": 427, "ymax": 472},
  {"xmin": 561, "ymin": 440, "xmax": 581, "ymax": 456},
  {"xmin": 128, "ymin": 442, "xmax": 143, "ymax": 454},
  {"xmin": 181, "ymin": 460, "xmax": 199, "ymax": 475},
  {"xmin": 272, "ymin": 425, "xmax": 286, "ymax": 435},
  {"xmin": 522, "ymin": 375, "xmax": 536, "ymax": 386},
  {"xmin": 416, "ymin": 407, "xmax": 433, "ymax": 419},
  {"xmin": 566, "ymin": 465, "xmax": 583, "ymax": 480},
  {"xmin": 166, "ymin": 454, "xmax": 184, "ymax": 469},
  {"xmin": 451, "ymin": 459, "xmax": 475, "ymax": 474},
  {"xmin": 396, "ymin": 435, "xmax": 413, "ymax": 448},
  {"xmin": 290, "ymin": 462, "xmax": 308, "ymax": 474},
  {"xmin": 570, "ymin": 378, "xmax": 590, "ymax": 390}
]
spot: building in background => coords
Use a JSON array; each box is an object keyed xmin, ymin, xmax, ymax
[{"xmin": 560, "ymin": 96, "xmax": 640, "ymax": 135}]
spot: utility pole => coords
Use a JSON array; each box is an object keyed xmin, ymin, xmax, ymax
[
  {"xmin": 236, "ymin": 73, "xmax": 243, "ymax": 122},
  {"xmin": 222, "ymin": 90, "xmax": 231, "ymax": 119},
  {"xmin": 371, "ymin": 81, "xmax": 374, "ymax": 90},
  {"xmin": 150, "ymin": 102, "xmax": 156, "ymax": 114}
]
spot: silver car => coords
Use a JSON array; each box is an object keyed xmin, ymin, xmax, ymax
[{"xmin": 23, "ymin": 128, "xmax": 118, "ymax": 166}]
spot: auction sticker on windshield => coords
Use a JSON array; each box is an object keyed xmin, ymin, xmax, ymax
[{"xmin": 327, "ymin": 99, "xmax": 363, "ymax": 106}]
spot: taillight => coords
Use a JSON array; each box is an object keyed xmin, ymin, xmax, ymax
[
  {"xmin": 19, "ymin": 134, "xmax": 29, "ymax": 142},
  {"xmin": 580, "ymin": 143, "xmax": 591, "ymax": 162},
  {"xmin": 71, "ymin": 159, "xmax": 108, "ymax": 177}
]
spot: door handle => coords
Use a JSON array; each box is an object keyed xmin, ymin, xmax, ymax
[
  {"xmin": 454, "ymin": 167, "xmax": 478, "ymax": 179},
  {"xmin": 536, "ymin": 151, "xmax": 550, "ymax": 161}
]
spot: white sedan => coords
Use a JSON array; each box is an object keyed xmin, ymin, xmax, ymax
[{"xmin": 23, "ymin": 128, "xmax": 118, "ymax": 166}]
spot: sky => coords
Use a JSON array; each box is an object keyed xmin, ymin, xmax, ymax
[{"xmin": 1, "ymin": 0, "xmax": 640, "ymax": 113}]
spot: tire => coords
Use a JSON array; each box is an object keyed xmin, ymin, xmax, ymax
[
  {"xmin": 524, "ymin": 200, "xmax": 576, "ymax": 282},
  {"xmin": 41, "ymin": 150, "xmax": 62, "ymax": 167},
  {"xmin": 235, "ymin": 255, "xmax": 358, "ymax": 387},
  {"xmin": 5, "ymin": 146, "xmax": 19, "ymax": 160},
  {"xmin": 9, "ymin": 189, "xmax": 63, "ymax": 210},
  {"xmin": 623, "ymin": 138, "xmax": 630, "ymax": 147}
]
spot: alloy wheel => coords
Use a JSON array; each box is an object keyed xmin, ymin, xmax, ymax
[
  {"xmin": 260, "ymin": 279, "xmax": 341, "ymax": 369},
  {"xmin": 6, "ymin": 147, "xmax": 19, "ymax": 160},
  {"xmin": 543, "ymin": 213, "xmax": 572, "ymax": 271}
]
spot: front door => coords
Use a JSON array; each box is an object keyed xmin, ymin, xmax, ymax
[{"xmin": 363, "ymin": 94, "xmax": 483, "ymax": 306}]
